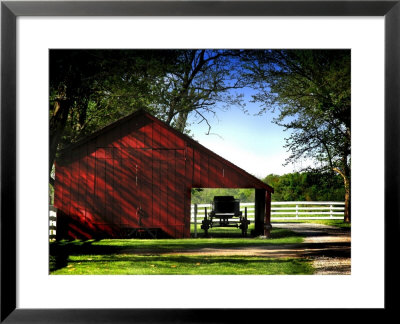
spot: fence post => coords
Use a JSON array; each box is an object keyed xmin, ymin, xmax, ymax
[
  {"xmin": 194, "ymin": 203, "xmax": 198, "ymax": 238},
  {"xmin": 330, "ymin": 204, "xmax": 333, "ymax": 218},
  {"xmin": 296, "ymin": 204, "xmax": 299, "ymax": 219}
]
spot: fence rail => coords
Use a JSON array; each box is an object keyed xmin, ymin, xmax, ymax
[{"xmin": 191, "ymin": 201, "xmax": 345, "ymax": 222}]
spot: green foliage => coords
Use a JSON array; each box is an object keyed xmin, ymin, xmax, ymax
[
  {"xmin": 191, "ymin": 188, "xmax": 254, "ymax": 204},
  {"xmin": 50, "ymin": 50, "xmax": 176, "ymax": 148},
  {"xmin": 244, "ymin": 50, "xmax": 351, "ymax": 221},
  {"xmin": 263, "ymin": 172, "xmax": 345, "ymax": 202},
  {"xmin": 246, "ymin": 50, "xmax": 351, "ymax": 175}
]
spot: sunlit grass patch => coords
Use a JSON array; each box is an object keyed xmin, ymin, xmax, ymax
[
  {"xmin": 272, "ymin": 219, "xmax": 351, "ymax": 229},
  {"xmin": 50, "ymin": 254, "xmax": 314, "ymax": 275}
]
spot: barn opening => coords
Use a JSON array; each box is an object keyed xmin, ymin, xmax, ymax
[{"xmin": 190, "ymin": 188, "xmax": 273, "ymax": 238}]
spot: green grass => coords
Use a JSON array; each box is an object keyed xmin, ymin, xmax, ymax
[
  {"xmin": 272, "ymin": 219, "xmax": 351, "ymax": 229},
  {"xmin": 50, "ymin": 220, "xmax": 351, "ymax": 275},
  {"xmin": 50, "ymin": 255, "xmax": 313, "ymax": 275},
  {"xmin": 49, "ymin": 227, "xmax": 311, "ymax": 275},
  {"xmin": 190, "ymin": 223, "xmax": 255, "ymax": 237},
  {"xmin": 52, "ymin": 228, "xmax": 303, "ymax": 252}
]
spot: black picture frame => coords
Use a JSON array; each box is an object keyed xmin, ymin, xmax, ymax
[{"xmin": 1, "ymin": 0, "xmax": 398, "ymax": 322}]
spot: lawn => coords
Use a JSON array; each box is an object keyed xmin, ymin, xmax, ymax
[
  {"xmin": 50, "ymin": 255, "xmax": 313, "ymax": 275},
  {"xmin": 50, "ymin": 227, "xmax": 314, "ymax": 275}
]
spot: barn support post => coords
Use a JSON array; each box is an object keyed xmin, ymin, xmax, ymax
[
  {"xmin": 264, "ymin": 190, "xmax": 272, "ymax": 238},
  {"xmin": 194, "ymin": 203, "xmax": 198, "ymax": 238},
  {"xmin": 254, "ymin": 189, "xmax": 266, "ymax": 236}
]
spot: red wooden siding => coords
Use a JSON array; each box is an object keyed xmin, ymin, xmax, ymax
[{"xmin": 54, "ymin": 111, "xmax": 272, "ymax": 239}]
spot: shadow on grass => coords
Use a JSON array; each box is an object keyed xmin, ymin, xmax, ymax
[
  {"xmin": 50, "ymin": 239, "xmax": 102, "ymax": 272},
  {"xmin": 49, "ymin": 228, "xmax": 303, "ymax": 272}
]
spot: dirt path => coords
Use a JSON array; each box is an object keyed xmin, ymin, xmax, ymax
[
  {"xmin": 131, "ymin": 223, "xmax": 351, "ymax": 275},
  {"xmin": 273, "ymin": 222, "xmax": 351, "ymax": 275}
]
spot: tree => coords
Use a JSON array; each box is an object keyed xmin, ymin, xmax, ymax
[
  {"xmin": 49, "ymin": 50, "xmax": 178, "ymax": 181},
  {"xmin": 247, "ymin": 50, "xmax": 351, "ymax": 222},
  {"xmin": 49, "ymin": 50, "xmax": 248, "ymax": 185},
  {"xmin": 152, "ymin": 50, "xmax": 247, "ymax": 134}
]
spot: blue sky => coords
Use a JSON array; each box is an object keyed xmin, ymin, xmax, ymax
[{"xmin": 186, "ymin": 89, "xmax": 304, "ymax": 178}]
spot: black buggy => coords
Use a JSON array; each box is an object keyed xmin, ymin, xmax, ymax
[{"xmin": 201, "ymin": 196, "xmax": 250, "ymax": 237}]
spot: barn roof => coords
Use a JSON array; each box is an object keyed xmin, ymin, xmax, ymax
[{"xmin": 59, "ymin": 109, "xmax": 273, "ymax": 192}]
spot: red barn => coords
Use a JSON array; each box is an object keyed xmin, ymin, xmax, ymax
[{"xmin": 54, "ymin": 110, "xmax": 273, "ymax": 239}]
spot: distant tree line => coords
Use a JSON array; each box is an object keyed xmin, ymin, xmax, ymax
[
  {"xmin": 190, "ymin": 171, "xmax": 345, "ymax": 204},
  {"xmin": 263, "ymin": 172, "xmax": 345, "ymax": 202}
]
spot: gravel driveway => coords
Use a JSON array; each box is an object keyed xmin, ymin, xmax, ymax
[{"xmin": 273, "ymin": 222, "xmax": 351, "ymax": 275}]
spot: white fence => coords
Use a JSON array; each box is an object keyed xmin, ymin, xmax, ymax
[
  {"xmin": 49, "ymin": 206, "xmax": 57, "ymax": 240},
  {"xmin": 191, "ymin": 201, "xmax": 345, "ymax": 222},
  {"xmin": 49, "ymin": 202, "xmax": 345, "ymax": 239}
]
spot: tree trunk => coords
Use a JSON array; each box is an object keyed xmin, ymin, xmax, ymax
[
  {"xmin": 166, "ymin": 106, "xmax": 175, "ymax": 125},
  {"xmin": 343, "ymin": 176, "xmax": 351, "ymax": 223},
  {"xmin": 176, "ymin": 111, "xmax": 189, "ymax": 132},
  {"xmin": 333, "ymin": 165, "xmax": 351, "ymax": 223},
  {"xmin": 49, "ymin": 99, "xmax": 71, "ymax": 175}
]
